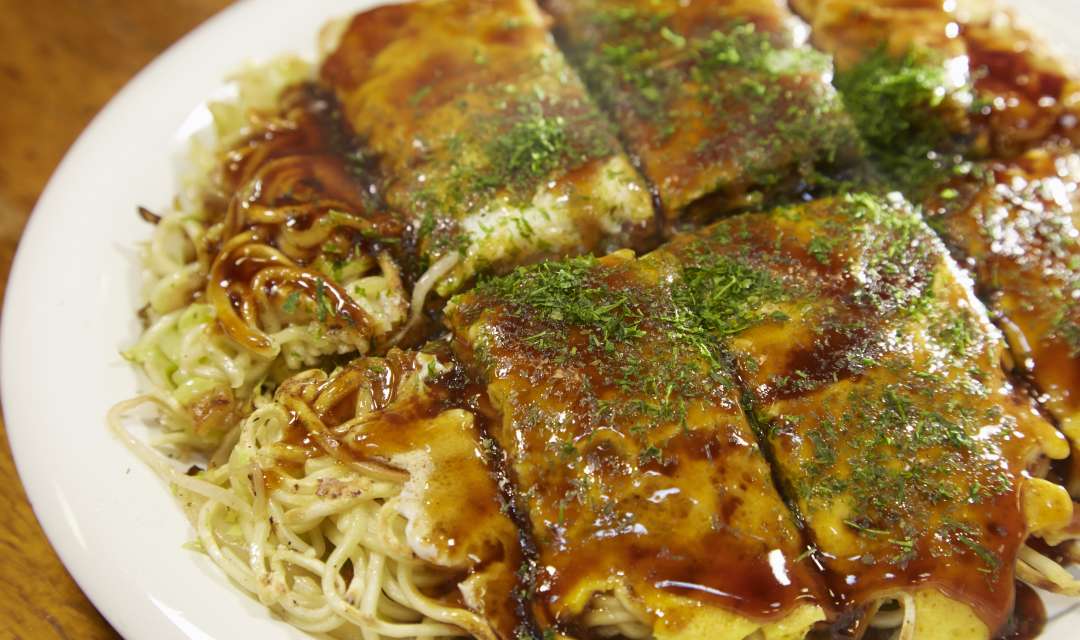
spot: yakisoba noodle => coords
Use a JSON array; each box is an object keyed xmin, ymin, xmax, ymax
[
  {"xmin": 125, "ymin": 65, "xmax": 408, "ymax": 452},
  {"xmin": 111, "ymin": 351, "xmax": 507, "ymax": 639},
  {"xmin": 113, "ymin": 0, "xmax": 1080, "ymax": 639}
]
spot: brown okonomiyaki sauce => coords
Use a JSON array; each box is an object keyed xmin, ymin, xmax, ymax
[
  {"xmin": 962, "ymin": 23, "xmax": 1079, "ymax": 156},
  {"xmin": 219, "ymin": 84, "xmax": 372, "ymax": 199},
  {"xmin": 821, "ymin": 502, "xmax": 1023, "ymax": 629},
  {"xmin": 205, "ymin": 82, "xmax": 429, "ymax": 354},
  {"xmin": 525, "ymin": 424, "xmax": 825, "ymax": 619},
  {"xmin": 538, "ymin": 426, "xmax": 826, "ymax": 622},
  {"xmin": 920, "ymin": 149, "xmax": 1080, "ymax": 424},
  {"xmin": 997, "ymin": 582, "xmax": 1047, "ymax": 640},
  {"xmin": 212, "ymin": 82, "xmax": 404, "ymax": 263}
]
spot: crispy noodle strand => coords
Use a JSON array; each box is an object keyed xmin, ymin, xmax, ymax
[
  {"xmin": 581, "ymin": 591, "xmax": 651, "ymax": 639},
  {"xmin": 895, "ymin": 593, "xmax": 916, "ymax": 640},
  {"xmin": 389, "ymin": 253, "xmax": 460, "ymax": 347},
  {"xmin": 1018, "ymin": 545, "xmax": 1080, "ymax": 597}
]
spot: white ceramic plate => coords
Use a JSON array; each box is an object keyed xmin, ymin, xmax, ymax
[{"xmin": 3, "ymin": 0, "xmax": 1079, "ymax": 638}]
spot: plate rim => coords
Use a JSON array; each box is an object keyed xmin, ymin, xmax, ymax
[
  {"xmin": 0, "ymin": 0, "xmax": 252, "ymax": 632},
  {"xmin": 0, "ymin": 1, "xmax": 373, "ymax": 638},
  {"xmin": 2, "ymin": 0, "xmax": 1078, "ymax": 638}
]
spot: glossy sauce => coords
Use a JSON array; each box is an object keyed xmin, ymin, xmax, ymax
[
  {"xmin": 205, "ymin": 84, "xmax": 405, "ymax": 355},
  {"xmin": 962, "ymin": 19, "xmax": 1080, "ymax": 156},
  {"xmin": 209, "ymin": 237, "xmax": 372, "ymax": 355},
  {"xmin": 996, "ymin": 582, "xmax": 1047, "ymax": 640},
  {"xmin": 921, "ymin": 146, "xmax": 1080, "ymax": 487},
  {"xmin": 216, "ymin": 83, "xmax": 401, "ymax": 264}
]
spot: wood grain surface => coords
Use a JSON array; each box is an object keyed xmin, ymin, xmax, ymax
[{"xmin": 0, "ymin": 2, "xmax": 231, "ymax": 637}]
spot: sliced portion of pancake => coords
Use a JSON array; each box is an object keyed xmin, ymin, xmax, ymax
[
  {"xmin": 320, "ymin": 0, "xmax": 654, "ymax": 297},
  {"xmin": 793, "ymin": 0, "xmax": 1080, "ymax": 158},
  {"xmin": 789, "ymin": 0, "xmax": 964, "ymax": 72},
  {"xmin": 922, "ymin": 145, "xmax": 1080, "ymax": 495},
  {"xmin": 793, "ymin": 0, "xmax": 1080, "ymax": 496},
  {"xmin": 661, "ymin": 193, "xmax": 1073, "ymax": 638},
  {"xmin": 543, "ymin": 0, "xmax": 859, "ymax": 219},
  {"xmin": 445, "ymin": 251, "xmax": 826, "ymax": 639}
]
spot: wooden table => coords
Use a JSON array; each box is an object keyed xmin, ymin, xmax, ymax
[{"xmin": 0, "ymin": 1, "xmax": 232, "ymax": 636}]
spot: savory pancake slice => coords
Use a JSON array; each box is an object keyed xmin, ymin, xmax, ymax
[
  {"xmin": 922, "ymin": 145, "xmax": 1080, "ymax": 495},
  {"xmin": 542, "ymin": 0, "xmax": 859, "ymax": 220},
  {"xmin": 789, "ymin": 0, "xmax": 964, "ymax": 72},
  {"xmin": 445, "ymin": 251, "xmax": 826, "ymax": 638},
  {"xmin": 793, "ymin": 0, "xmax": 1080, "ymax": 498},
  {"xmin": 793, "ymin": 0, "xmax": 1080, "ymax": 160},
  {"xmin": 320, "ymin": 0, "xmax": 654, "ymax": 298},
  {"xmin": 662, "ymin": 193, "xmax": 1073, "ymax": 638}
]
